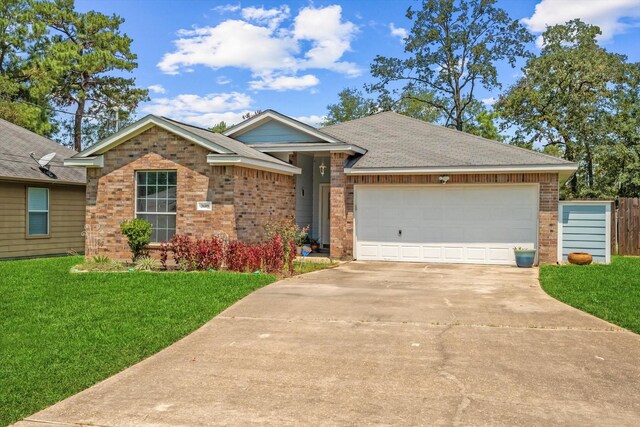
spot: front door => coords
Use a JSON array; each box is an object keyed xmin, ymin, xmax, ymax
[{"xmin": 319, "ymin": 184, "xmax": 330, "ymax": 247}]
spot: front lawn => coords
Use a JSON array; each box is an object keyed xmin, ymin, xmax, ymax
[
  {"xmin": 540, "ymin": 256, "xmax": 640, "ymax": 334},
  {"xmin": 0, "ymin": 256, "xmax": 276, "ymax": 426}
]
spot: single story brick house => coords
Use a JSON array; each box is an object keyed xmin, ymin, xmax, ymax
[
  {"xmin": 0, "ymin": 118, "xmax": 86, "ymax": 259},
  {"xmin": 65, "ymin": 110, "xmax": 577, "ymax": 265}
]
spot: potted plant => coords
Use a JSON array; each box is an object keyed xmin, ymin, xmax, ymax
[
  {"xmin": 513, "ymin": 247, "xmax": 536, "ymax": 268},
  {"xmin": 294, "ymin": 226, "xmax": 310, "ymax": 255}
]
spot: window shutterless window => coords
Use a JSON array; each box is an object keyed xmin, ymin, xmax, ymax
[
  {"xmin": 27, "ymin": 187, "xmax": 49, "ymax": 236},
  {"xmin": 135, "ymin": 171, "xmax": 177, "ymax": 242}
]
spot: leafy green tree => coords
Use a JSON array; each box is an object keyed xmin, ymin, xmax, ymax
[
  {"xmin": 209, "ymin": 121, "xmax": 228, "ymax": 133},
  {"xmin": 464, "ymin": 109, "xmax": 503, "ymax": 141},
  {"xmin": 322, "ymin": 87, "xmax": 376, "ymax": 126},
  {"xmin": 369, "ymin": 0, "xmax": 533, "ymax": 131},
  {"xmin": 34, "ymin": 0, "xmax": 148, "ymax": 150},
  {"xmin": 496, "ymin": 19, "xmax": 633, "ymax": 197},
  {"xmin": 0, "ymin": 0, "xmax": 54, "ymax": 135}
]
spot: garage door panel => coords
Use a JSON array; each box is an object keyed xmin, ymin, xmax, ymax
[{"xmin": 355, "ymin": 185, "xmax": 538, "ymax": 265}]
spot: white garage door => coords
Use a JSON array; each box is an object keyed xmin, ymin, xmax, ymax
[{"xmin": 354, "ymin": 185, "xmax": 538, "ymax": 265}]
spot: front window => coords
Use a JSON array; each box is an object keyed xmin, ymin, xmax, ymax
[
  {"xmin": 27, "ymin": 187, "xmax": 49, "ymax": 236},
  {"xmin": 136, "ymin": 171, "xmax": 177, "ymax": 242}
]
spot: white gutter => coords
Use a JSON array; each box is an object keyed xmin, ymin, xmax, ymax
[
  {"xmin": 344, "ymin": 164, "xmax": 578, "ymax": 175},
  {"xmin": 207, "ymin": 155, "xmax": 301, "ymax": 175},
  {"xmin": 63, "ymin": 155, "xmax": 104, "ymax": 168},
  {"xmin": 250, "ymin": 143, "xmax": 366, "ymax": 155}
]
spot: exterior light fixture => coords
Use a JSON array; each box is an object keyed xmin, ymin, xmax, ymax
[
  {"xmin": 439, "ymin": 175, "xmax": 450, "ymax": 184},
  {"xmin": 319, "ymin": 161, "xmax": 326, "ymax": 176}
]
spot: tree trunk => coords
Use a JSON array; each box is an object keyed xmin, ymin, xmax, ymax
[
  {"xmin": 585, "ymin": 144, "xmax": 594, "ymax": 188},
  {"xmin": 564, "ymin": 139, "xmax": 579, "ymax": 195},
  {"xmin": 73, "ymin": 99, "xmax": 84, "ymax": 152}
]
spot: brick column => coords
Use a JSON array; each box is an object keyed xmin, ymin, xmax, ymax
[
  {"xmin": 330, "ymin": 152, "xmax": 348, "ymax": 259},
  {"xmin": 538, "ymin": 175, "xmax": 559, "ymax": 264}
]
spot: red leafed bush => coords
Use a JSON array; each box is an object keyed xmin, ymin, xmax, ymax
[
  {"xmin": 288, "ymin": 239, "xmax": 296, "ymax": 274},
  {"xmin": 262, "ymin": 234, "xmax": 284, "ymax": 274},
  {"xmin": 225, "ymin": 240, "xmax": 248, "ymax": 272},
  {"xmin": 170, "ymin": 234, "xmax": 195, "ymax": 266},
  {"xmin": 244, "ymin": 245, "xmax": 263, "ymax": 272},
  {"xmin": 167, "ymin": 233, "xmax": 287, "ymax": 273},
  {"xmin": 204, "ymin": 237, "xmax": 225, "ymax": 270},
  {"xmin": 159, "ymin": 241, "xmax": 169, "ymax": 269}
]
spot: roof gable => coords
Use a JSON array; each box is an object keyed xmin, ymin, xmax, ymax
[
  {"xmin": 73, "ymin": 115, "xmax": 233, "ymax": 158},
  {"xmin": 66, "ymin": 115, "xmax": 300, "ymax": 175},
  {"xmin": 224, "ymin": 110, "xmax": 341, "ymax": 144}
]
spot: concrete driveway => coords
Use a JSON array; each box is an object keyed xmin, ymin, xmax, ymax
[{"xmin": 16, "ymin": 262, "xmax": 640, "ymax": 426}]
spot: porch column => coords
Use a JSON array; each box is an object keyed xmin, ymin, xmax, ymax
[{"xmin": 330, "ymin": 152, "xmax": 348, "ymax": 259}]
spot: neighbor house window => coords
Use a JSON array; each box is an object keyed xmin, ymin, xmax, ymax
[
  {"xmin": 27, "ymin": 187, "xmax": 49, "ymax": 236},
  {"xmin": 136, "ymin": 171, "xmax": 177, "ymax": 242}
]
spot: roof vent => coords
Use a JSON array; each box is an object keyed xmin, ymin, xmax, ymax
[{"xmin": 29, "ymin": 152, "xmax": 58, "ymax": 179}]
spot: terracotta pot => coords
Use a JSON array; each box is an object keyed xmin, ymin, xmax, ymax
[
  {"xmin": 568, "ymin": 252, "xmax": 593, "ymax": 265},
  {"xmin": 310, "ymin": 243, "xmax": 320, "ymax": 252}
]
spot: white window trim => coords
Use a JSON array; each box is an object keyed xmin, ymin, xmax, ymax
[
  {"xmin": 135, "ymin": 170, "xmax": 177, "ymax": 243},
  {"xmin": 27, "ymin": 187, "xmax": 50, "ymax": 237}
]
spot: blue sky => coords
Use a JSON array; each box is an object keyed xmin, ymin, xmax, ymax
[{"xmin": 77, "ymin": 0, "xmax": 640, "ymax": 128}]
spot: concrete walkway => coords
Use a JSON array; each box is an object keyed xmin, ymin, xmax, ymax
[{"xmin": 16, "ymin": 262, "xmax": 640, "ymax": 426}]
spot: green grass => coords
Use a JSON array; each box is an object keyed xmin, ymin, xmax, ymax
[
  {"xmin": 0, "ymin": 256, "xmax": 276, "ymax": 426},
  {"xmin": 540, "ymin": 256, "xmax": 640, "ymax": 334},
  {"xmin": 293, "ymin": 260, "xmax": 338, "ymax": 274}
]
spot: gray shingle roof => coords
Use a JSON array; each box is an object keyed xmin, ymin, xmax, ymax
[
  {"xmin": 320, "ymin": 111, "xmax": 573, "ymax": 169},
  {"xmin": 0, "ymin": 118, "xmax": 85, "ymax": 184},
  {"xmin": 160, "ymin": 117, "xmax": 294, "ymax": 168}
]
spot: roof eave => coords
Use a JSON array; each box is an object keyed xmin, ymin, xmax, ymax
[
  {"xmin": 64, "ymin": 155, "xmax": 104, "ymax": 168},
  {"xmin": 249, "ymin": 143, "xmax": 367, "ymax": 155},
  {"xmin": 344, "ymin": 164, "xmax": 579, "ymax": 176},
  {"xmin": 207, "ymin": 154, "xmax": 301, "ymax": 175},
  {"xmin": 0, "ymin": 175, "xmax": 86, "ymax": 186}
]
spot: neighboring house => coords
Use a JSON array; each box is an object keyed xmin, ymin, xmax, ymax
[
  {"xmin": 0, "ymin": 119, "xmax": 86, "ymax": 259},
  {"xmin": 65, "ymin": 110, "xmax": 577, "ymax": 265}
]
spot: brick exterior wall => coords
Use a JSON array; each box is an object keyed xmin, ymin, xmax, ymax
[
  {"xmin": 86, "ymin": 126, "xmax": 294, "ymax": 260},
  {"xmin": 329, "ymin": 152, "xmax": 348, "ymax": 258},
  {"xmin": 329, "ymin": 169, "xmax": 559, "ymax": 264},
  {"xmin": 233, "ymin": 167, "xmax": 296, "ymax": 244}
]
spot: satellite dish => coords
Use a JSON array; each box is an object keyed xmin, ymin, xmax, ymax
[{"xmin": 29, "ymin": 152, "xmax": 58, "ymax": 179}]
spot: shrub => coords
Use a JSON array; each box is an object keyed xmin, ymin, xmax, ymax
[
  {"xmin": 120, "ymin": 218, "xmax": 152, "ymax": 261},
  {"xmin": 225, "ymin": 241, "xmax": 247, "ymax": 272},
  {"xmin": 245, "ymin": 245, "xmax": 263, "ymax": 272},
  {"xmin": 262, "ymin": 235, "xmax": 284, "ymax": 274},
  {"xmin": 159, "ymin": 241, "xmax": 169, "ymax": 270},
  {"xmin": 264, "ymin": 217, "xmax": 303, "ymax": 272},
  {"xmin": 170, "ymin": 234, "xmax": 195, "ymax": 267},
  {"xmin": 135, "ymin": 256, "xmax": 160, "ymax": 271},
  {"xmin": 92, "ymin": 254, "xmax": 111, "ymax": 264}
]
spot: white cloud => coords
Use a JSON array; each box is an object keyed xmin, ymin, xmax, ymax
[
  {"xmin": 148, "ymin": 84, "xmax": 166, "ymax": 94},
  {"xmin": 292, "ymin": 5, "xmax": 360, "ymax": 76},
  {"xmin": 482, "ymin": 97, "xmax": 496, "ymax": 106},
  {"xmin": 212, "ymin": 4, "xmax": 240, "ymax": 14},
  {"xmin": 216, "ymin": 76, "xmax": 232, "ymax": 85},
  {"xmin": 158, "ymin": 5, "xmax": 360, "ymax": 90},
  {"xmin": 241, "ymin": 5, "xmax": 290, "ymax": 29},
  {"xmin": 141, "ymin": 92, "xmax": 252, "ymax": 127},
  {"xmin": 249, "ymin": 74, "xmax": 319, "ymax": 91},
  {"xmin": 294, "ymin": 114, "xmax": 325, "ymax": 127},
  {"xmin": 522, "ymin": 0, "xmax": 640, "ymax": 43},
  {"xmin": 389, "ymin": 23, "xmax": 408, "ymax": 41}
]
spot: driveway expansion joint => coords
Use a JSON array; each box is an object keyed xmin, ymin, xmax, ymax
[{"xmin": 218, "ymin": 315, "xmax": 626, "ymax": 333}]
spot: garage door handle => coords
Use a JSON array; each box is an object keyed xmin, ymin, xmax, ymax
[{"xmin": 398, "ymin": 229, "xmax": 402, "ymax": 237}]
